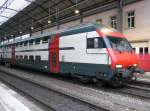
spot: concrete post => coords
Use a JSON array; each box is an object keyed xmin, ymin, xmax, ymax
[
  {"xmin": 117, "ymin": 0, "xmax": 123, "ymax": 33},
  {"xmin": 80, "ymin": 13, "xmax": 83, "ymax": 24},
  {"xmin": 148, "ymin": 40, "xmax": 150, "ymax": 54}
]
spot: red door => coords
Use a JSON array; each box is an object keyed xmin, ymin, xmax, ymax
[
  {"xmin": 49, "ymin": 34, "xmax": 59, "ymax": 73},
  {"xmin": 11, "ymin": 44, "xmax": 16, "ymax": 65}
]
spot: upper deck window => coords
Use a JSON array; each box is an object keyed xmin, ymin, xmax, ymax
[
  {"xmin": 87, "ymin": 37, "xmax": 105, "ymax": 49},
  {"xmin": 35, "ymin": 39, "xmax": 40, "ymax": 45},
  {"xmin": 29, "ymin": 40, "xmax": 34, "ymax": 46},
  {"xmin": 42, "ymin": 36, "xmax": 48, "ymax": 43},
  {"xmin": 24, "ymin": 41, "xmax": 28, "ymax": 46}
]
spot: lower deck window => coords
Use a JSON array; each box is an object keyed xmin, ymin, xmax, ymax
[
  {"xmin": 24, "ymin": 55, "xmax": 28, "ymax": 60},
  {"xmin": 35, "ymin": 55, "xmax": 41, "ymax": 61},
  {"xmin": 29, "ymin": 55, "xmax": 34, "ymax": 61}
]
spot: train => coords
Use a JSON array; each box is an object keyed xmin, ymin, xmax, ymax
[{"xmin": 0, "ymin": 23, "xmax": 144, "ymax": 87}]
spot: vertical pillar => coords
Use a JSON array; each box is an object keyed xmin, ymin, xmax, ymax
[
  {"xmin": 117, "ymin": 0, "xmax": 123, "ymax": 33},
  {"xmin": 80, "ymin": 12, "xmax": 83, "ymax": 24},
  {"xmin": 148, "ymin": 40, "xmax": 150, "ymax": 54}
]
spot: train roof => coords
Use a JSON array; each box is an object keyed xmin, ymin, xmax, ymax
[{"xmin": 0, "ymin": 22, "xmax": 118, "ymax": 47}]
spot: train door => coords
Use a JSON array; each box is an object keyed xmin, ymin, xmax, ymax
[
  {"xmin": 11, "ymin": 44, "xmax": 16, "ymax": 65},
  {"xmin": 49, "ymin": 34, "xmax": 59, "ymax": 73}
]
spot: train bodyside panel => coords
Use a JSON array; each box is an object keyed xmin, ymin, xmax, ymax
[{"xmin": 59, "ymin": 31, "xmax": 112, "ymax": 80}]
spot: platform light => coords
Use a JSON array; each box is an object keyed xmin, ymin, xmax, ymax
[
  {"xmin": 20, "ymin": 31, "xmax": 22, "ymax": 34},
  {"xmin": 74, "ymin": 9, "xmax": 80, "ymax": 14},
  {"xmin": 48, "ymin": 20, "xmax": 51, "ymax": 24},
  {"xmin": 31, "ymin": 26, "xmax": 34, "ymax": 30}
]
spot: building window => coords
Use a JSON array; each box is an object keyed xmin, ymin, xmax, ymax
[
  {"xmin": 35, "ymin": 39, "xmax": 40, "ymax": 45},
  {"xmin": 144, "ymin": 47, "xmax": 148, "ymax": 54},
  {"xmin": 139, "ymin": 47, "xmax": 143, "ymax": 54},
  {"xmin": 110, "ymin": 16, "xmax": 117, "ymax": 29},
  {"xmin": 127, "ymin": 11, "xmax": 135, "ymax": 28},
  {"xmin": 35, "ymin": 55, "xmax": 41, "ymax": 61},
  {"xmin": 133, "ymin": 48, "xmax": 136, "ymax": 52},
  {"xmin": 96, "ymin": 19, "xmax": 102, "ymax": 24}
]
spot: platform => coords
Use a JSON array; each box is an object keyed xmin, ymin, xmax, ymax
[
  {"xmin": 137, "ymin": 72, "xmax": 150, "ymax": 83},
  {"xmin": 0, "ymin": 81, "xmax": 46, "ymax": 111}
]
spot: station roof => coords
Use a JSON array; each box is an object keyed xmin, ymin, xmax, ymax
[{"xmin": 0, "ymin": 0, "xmax": 139, "ymax": 40}]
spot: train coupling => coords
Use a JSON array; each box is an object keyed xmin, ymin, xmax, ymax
[
  {"xmin": 115, "ymin": 69, "xmax": 131, "ymax": 78},
  {"xmin": 133, "ymin": 68, "xmax": 145, "ymax": 74}
]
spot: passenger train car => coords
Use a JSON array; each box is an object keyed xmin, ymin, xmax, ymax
[{"xmin": 0, "ymin": 23, "xmax": 144, "ymax": 87}]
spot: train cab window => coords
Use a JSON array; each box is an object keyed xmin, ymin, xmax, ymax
[
  {"xmin": 87, "ymin": 37, "xmax": 105, "ymax": 49},
  {"xmin": 24, "ymin": 41, "xmax": 28, "ymax": 46},
  {"xmin": 29, "ymin": 40, "xmax": 34, "ymax": 46},
  {"xmin": 42, "ymin": 36, "xmax": 48, "ymax": 43},
  {"xmin": 139, "ymin": 47, "xmax": 143, "ymax": 54},
  {"xmin": 35, "ymin": 39, "xmax": 40, "ymax": 45},
  {"xmin": 29, "ymin": 55, "xmax": 34, "ymax": 61},
  {"xmin": 24, "ymin": 55, "xmax": 28, "ymax": 60},
  {"xmin": 144, "ymin": 47, "xmax": 148, "ymax": 54},
  {"xmin": 35, "ymin": 55, "xmax": 41, "ymax": 61}
]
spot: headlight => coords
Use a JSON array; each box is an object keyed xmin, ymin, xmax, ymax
[
  {"xmin": 133, "ymin": 64, "xmax": 137, "ymax": 67},
  {"xmin": 116, "ymin": 64, "xmax": 122, "ymax": 68}
]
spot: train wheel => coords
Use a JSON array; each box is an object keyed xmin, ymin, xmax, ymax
[
  {"xmin": 108, "ymin": 77, "xmax": 125, "ymax": 87},
  {"xmin": 96, "ymin": 80, "xmax": 106, "ymax": 87}
]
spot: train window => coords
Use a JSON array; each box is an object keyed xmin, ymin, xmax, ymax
[
  {"xmin": 16, "ymin": 43, "xmax": 18, "ymax": 47},
  {"xmin": 24, "ymin": 55, "xmax": 28, "ymax": 60},
  {"xmin": 42, "ymin": 36, "xmax": 48, "ymax": 43},
  {"xmin": 29, "ymin": 55, "xmax": 34, "ymax": 61},
  {"xmin": 35, "ymin": 55, "xmax": 41, "ymax": 61},
  {"xmin": 87, "ymin": 38, "xmax": 94, "ymax": 48},
  {"xmin": 29, "ymin": 40, "xmax": 34, "ymax": 45},
  {"xmin": 20, "ymin": 55, "xmax": 23, "ymax": 59},
  {"xmin": 139, "ymin": 47, "xmax": 143, "ymax": 54},
  {"xmin": 16, "ymin": 55, "xmax": 18, "ymax": 59},
  {"xmin": 19, "ymin": 42, "xmax": 23, "ymax": 47},
  {"xmin": 35, "ymin": 39, "xmax": 40, "ymax": 45},
  {"xmin": 144, "ymin": 47, "xmax": 148, "ymax": 54},
  {"xmin": 87, "ymin": 37, "xmax": 105, "ymax": 49},
  {"xmin": 24, "ymin": 41, "xmax": 28, "ymax": 46}
]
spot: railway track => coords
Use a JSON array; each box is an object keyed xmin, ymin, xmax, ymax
[
  {"xmin": 0, "ymin": 69, "xmax": 108, "ymax": 111},
  {"xmin": 0, "ymin": 66, "xmax": 150, "ymax": 111}
]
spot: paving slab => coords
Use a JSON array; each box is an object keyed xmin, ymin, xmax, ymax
[{"xmin": 0, "ymin": 81, "xmax": 47, "ymax": 111}]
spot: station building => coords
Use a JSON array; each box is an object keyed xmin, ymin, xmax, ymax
[{"xmin": 32, "ymin": 0, "xmax": 150, "ymax": 55}]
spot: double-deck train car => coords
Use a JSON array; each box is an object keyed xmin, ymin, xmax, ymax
[{"xmin": 0, "ymin": 23, "xmax": 144, "ymax": 87}]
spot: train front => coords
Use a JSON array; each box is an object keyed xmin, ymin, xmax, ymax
[{"xmin": 100, "ymin": 28, "xmax": 145, "ymax": 86}]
